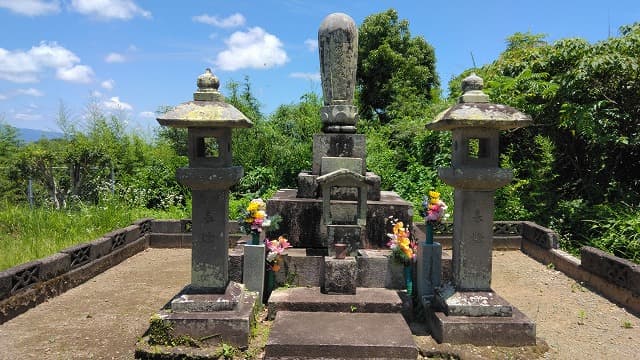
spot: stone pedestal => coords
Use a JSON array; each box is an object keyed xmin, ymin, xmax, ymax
[
  {"xmin": 160, "ymin": 282, "xmax": 259, "ymax": 348},
  {"xmin": 322, "ymin": 257, "xmax": 357, "ymax": 295}
]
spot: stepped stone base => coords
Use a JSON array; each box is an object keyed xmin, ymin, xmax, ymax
[
  {"xmin": 427, "ymin": 305, "xmax": 536, "ymax": 346},
  {"xmin": 155, "ymin": 282, "xmax": 259, "ymax": 348},
  {"xmin": 265, "ymin": 311, "xmax": 417, "ymax": 359},
  {"xmin": 267, "ymin": 287, "xmax": 402, "ymax": 320}
]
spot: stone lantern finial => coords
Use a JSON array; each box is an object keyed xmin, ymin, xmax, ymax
[
  {"xmin": 459, "ymin": 73, "xmax": 489, "ymax": 104},
  {"xmin": 195, "ymin": 68, "xmax": 222, "ymax": 101}
]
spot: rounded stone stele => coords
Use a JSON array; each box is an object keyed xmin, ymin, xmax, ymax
[{"xmin": 318, "ymin": 12, "xmax": 358, "ymax": 106}]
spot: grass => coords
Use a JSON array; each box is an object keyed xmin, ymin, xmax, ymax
[{"xmin": 0, "ymin": 200, "xmax": 189, "ymax": 271}]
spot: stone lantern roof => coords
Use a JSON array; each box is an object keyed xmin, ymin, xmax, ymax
[
  {"xmin": 157, "ymin": 68, "xmax": 253, "ymax": 129},
  {"xmin": 426, "ymin": 73, "xmax": 532, "ymax": 131}
]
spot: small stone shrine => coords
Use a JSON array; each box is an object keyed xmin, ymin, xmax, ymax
[
  {"xmin": 267, "ymin": 12, "xmax": 412, "ymax": 256},
  {"xmin": 425, "ymin": 73, "xmax": 536, "ymax": 346},
  {"xmin": 153, "ymin": 69, "xmax": 258, "ymax": 348}
]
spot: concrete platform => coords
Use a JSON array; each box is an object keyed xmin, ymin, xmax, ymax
[
  {"xmin": 267, "ymin": 287, "xmax": 402, "ymax": 319},
  {"xmin": 427, "ymin": 305, "xmax": 536, "ymax": 346},
  {"xmin": 265, "ymin": 311, "xmax": 417, "ymax": 359}
]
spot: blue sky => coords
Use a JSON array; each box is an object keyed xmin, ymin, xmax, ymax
[{"xmin": 1, "ymin": 1, "xmax": 639, "ymax": 134}]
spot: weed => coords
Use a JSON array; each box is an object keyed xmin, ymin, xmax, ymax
[
  {"xmin": 577, "ymin": 309, "xmax": 586, "ymax": 325},
  {"xmin": 147, "ymin": 315, "xmax": 199, "ymax": 347},
  {"xmin": 216, "ymin": 342, "xmax": 239, "ymax": 359},
  {"xmin": 546, "ymin": 262, "xmax": 555, "ymax": 270},
  {"xmin": 350, "ymin": 305, "xmax": 358, "ymax": 312},
  {"xmin": 622, "ymin": 320, "xmax": 633, "ymax": 329}
]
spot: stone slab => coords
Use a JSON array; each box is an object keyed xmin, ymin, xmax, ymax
[
  {"xmin": 265, "ymin": 311, "xmax": 417, "ymax": 359},
  {"xmin": 242, "ymin": 245, "xmax": 266, "ymax": 303},
  {"xmin": 124, "ymin": 224, "xmax": 142, "ymax": 244},
  {"xmin": 427, "ymin": 305, "xmax": 536, "ymax": 346},
  {"xmin": 89, "ymin": 237, "xmax": 113, "ymax": 260},
  {"xmin": 441, "ymin": 290, "xmax": 513, "ymax": 317},
  {"xmin": 322, "ymin": 257, "xmax": 357, "ymax": 295},
  {"xmin": 356, "ymin": 249, "xmax": 405, "ymax": 289},
  {"xmin": 148, "ymin": 233, "xmax": 192, "ymax": 248},
  {"xmin": 267, "ymin": 287, "xmax": 402, "ymax": 320},
  {"xmin": 171, "ymin": 282, "xmax": 245, "ymax": 312},
  {"xmin": 326, "ymin": 225, "xmax": 361, "ymax": 257},
  {"xmin": 321, "ymin": 156, "xmax": 363, "ymax": 175},
  {"xmin": 38, "ymin": 252, "xmax": 71, "ymax": 282},
  {"xmin": 417, "ymin": 242, "xmax": 442, "ymax": 301},
  {"xmin": 279, "ymin": 249, "xmax": 323, "ymax": 287}
]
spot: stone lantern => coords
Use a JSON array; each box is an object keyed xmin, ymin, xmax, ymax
[
  {"xmin": 154, "ymin": 69, "xmax": 257, "ymax": 348},
  {"xmin": 425, "ymin": 74, "xmax": 536, "ymax": 346}
]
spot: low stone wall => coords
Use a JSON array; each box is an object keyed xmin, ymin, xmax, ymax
[
  {"xmin": 0, "ymin": 218, "xmax": 153, "ymax": 324},
  {"xmin": 1, "ymin": 218, "xmax": 638, "ymax": 323}
]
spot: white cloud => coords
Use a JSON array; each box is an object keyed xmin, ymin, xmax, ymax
[
  {"xmin": 290, "ymin": 72, "xmax": 320, "ymax": 82},
  {"xmin": 0, "ymin": 0, "xmax": 60, "ymax": 16},
  {"xmin": 70, "ymin": 0, "xmax": 150, "ymax": 20},
  {"xmin": 215, "ymin": 27, "xmax": 288, "ymax": 71},
  {"xmin": 17, "ymin": 88, "xmax": 44, "ymax": 96},
  {"xmin": 56, "ymin": 64, "xmax": 93, "ymax": 83},
  {"xmin": 193, "ymin": 13, "xmax": 245, "ymax": 28},
  {"xmin": 0, "ymin": 94, "xmax": 7, "ymax": 101},
  {"xmin": 101, "ymin": 79, "xmax": 115, "ymax": 90},
  {"xmin": 91, "ymin": 90, "xmax": 103, "ymax": 98},
  {"xmin": 0, "ymin": 42, "xmax": 93, "ymax": 83},
  {"xmin": 304, "ymin": 39, "xmax": 318, "ymax": 52},
  {"xmin": 139, "ymin": 111, "xmax": 155, "ymax": 118},
  {"xmin": 14, "ymin": 112, "xmax": 43, "ymax": 121},
  {"xmin": 105, "ymin": 52, "xmax": 126, "ymax": 63},
  {"xmin": 103, "ymin": 96, "xmax": 132, "ymax": 111}
]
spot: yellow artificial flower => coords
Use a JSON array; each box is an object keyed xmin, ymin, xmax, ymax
[
  {"xmin": 393, "ymin": 221, "xmax": 404, "ymax": 235},
  {"xmin": 255, "ymin": 210, "xmax": 266, "ymax": 219},
  {"xmin": 247, "ymin": 202, "xmax": 259, "ymax": 212}
]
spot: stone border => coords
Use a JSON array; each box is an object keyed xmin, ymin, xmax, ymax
[
  {"xmin": 0, "ymin": 218, "xmax": 153, "ymax": 324},
  {"xmin": 1, "ymin": 218, "xmax": 638, "ymax": 323}
]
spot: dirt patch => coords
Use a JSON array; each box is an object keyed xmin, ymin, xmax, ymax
[{"xmin": 1, "ymin": 249, "xmax": 638, "ymax": 359}]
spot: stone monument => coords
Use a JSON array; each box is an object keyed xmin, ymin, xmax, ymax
[
  {"xmin": 425, "ymin": 73, "xmax": 536, "ymax": 346},
  {"xmin": 154, "ymin": 69, "xmax": 258, "ymax": 348},
  {"xmin": 267, "ymin": 13, "xmax": 412, "ymax": 255}
]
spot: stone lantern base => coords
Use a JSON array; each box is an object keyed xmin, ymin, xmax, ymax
[
  {"xmin": 426, "ymin": 284, "xmax": 536, "ymax": 346},
  {"xmin": 150, "ymin": 282, "xmax": 259, "ymax": 348}
]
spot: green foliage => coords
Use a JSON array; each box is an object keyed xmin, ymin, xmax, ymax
[
  {"xmin": 450, "ymin": 25, "xmax": 640, "ymax": 259},
  {"xmin": 147, "ymin": 315, "xmax": 199, "ymax": 347},
  {"xmin": 357, "ymin": 9, "xmax": 439, "ymax": 123},
  {"xmin": 0, "ymin": 199, "xmax": 188, "ymax": 271},
  {"xmin": 586, "ymin": 203, "xmax": 640, "ymax": 263},
  {"xmin": 0, "ymin": 122, "xmax": 23, "ymax": 203}
]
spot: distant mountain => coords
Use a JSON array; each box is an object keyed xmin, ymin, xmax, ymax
[{"xmin": 17, "ymin": 128, "xmax": 64, "ymax": 143}]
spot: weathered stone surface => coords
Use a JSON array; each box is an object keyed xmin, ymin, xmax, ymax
[
  {"xmin": 265, "ymin": 311, "xmax": 417, "ymax": 359},
  {"xmin": 279, "ymin": 249, "xmax": 323, "ymax": 287},
  {"xmin": 439, "ymin": 288, "xmax": 513, "ymax": 317},
  {"xmin": 61, "ymin": 243, "xmax": 92, "ymax": 268},
  {"xmin": 296, "ymin": 171, "xmax": 319, "ymax": 198},
  {"xmin": 320, "ymin": 157, "xmax": 362, "ymax": 175},
  {"xmin": 326, "ymin": 225, "xmax": 361, "ymax": 257},
  {"xmin": 89, "ymin": 237, "xmax": 112, "ymax": 260},
  {"xmin": 171, "ymin": 282, "xmax": 245, "ymax": 312},
  {"xmin": 581, "ymin": 246, "xmax": 640, "ymax": 295},
  {"xmin": 228, "ymin": 248, "xmax": 243, "ymax": 284},
  {"xmin": 123, "ymin": 224, "xmax": 142, "ymax": 244},
  {"xmin": 427, "ymin": 305, "xmax": 536, "ymax": 346},
  {"xmin": 267, "ymin": 189, "xmax": 412, "ymax": 249},
  {"xmin": 38, "ymin": 252, "xmax": 71, "ymax": 282},
  {"xmin": 267, "ymin": 287, "xmax": 403, "ymax": 319},
  {"xmin": 417, "ymin": 241, "xmax": 442, "ymax": 301},
  {"xmin": 522, "ymin": 221, "xmax": 559, "ymax": 249},
  {"xmin": 451, "ymin": 190, "xmax": 495, "ymax": 291},
  {"xmin": 161, "ymin": 283, "xmax": 258, "ymax": 348},
  {"xmin": 356, "ymin": 249, "xmax": 405, "ymax": 289},
  {"xmin": 322, "ymin": 256, "xmax": 357, "ymax": 294},
  {"xmin": 242, "ymin": 245, "xmax": 266, "ymax": 303},
  {"xmin": 148, "ymin": 233, "xmax": 192, "ymax": 248},
  {"xmin": 312, "ymin": 134, "xmax": 366, "ymax": 175},
  {"xmin": 318, "ymin": 13, "xmax": 357, "ymax": 107}
]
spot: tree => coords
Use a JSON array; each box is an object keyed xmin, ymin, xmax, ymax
[
  {"xmin": 0, "ymin": 121, "xmax": 23, "ymax": 203},
  {"xmin": 357, "ymin": 9, "xmax": 439, "ymax": 123}
]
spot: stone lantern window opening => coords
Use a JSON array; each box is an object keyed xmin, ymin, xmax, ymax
[
  {"xmin": 451, "ymin": 128, "xmax": 499, "ymax": 168},
  {"xmin": 188, "ymin": 128, "xmax": 232, "ymax": 168}
]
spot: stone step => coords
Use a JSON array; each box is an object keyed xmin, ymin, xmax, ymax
[
  {"xmin": 265, "ymin": 311, "xmax": 417, "ymax": 359},
  {"xmin": 267, "ymin": 287, "xmax": 404, "ymax": 319}
]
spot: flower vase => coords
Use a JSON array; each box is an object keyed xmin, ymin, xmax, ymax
[
  {"xmin": 264, "ymin": 269, "xmax": 276, "ymax": 302},
  {"xmin": 251, "ymin": 232, "xmax": 260, "ymax": 245},
  {"xmin": 425, "ymin": 222, "xmax": 434, "ymax": 244},
  {"xmin": 403, "ymin": 264, "xmax": 413, "ymax": 296}
]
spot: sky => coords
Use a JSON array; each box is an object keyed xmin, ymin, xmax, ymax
[{"xmin": 0, "ymin": 0, "xmax": 639, "ymax": 134}]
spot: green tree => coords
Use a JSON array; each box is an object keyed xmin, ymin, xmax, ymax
[
  {"xmin": 357, "ymin": 9, "xmax": 439, "ymax": 123},
  {"xmin": 0, "ymin": 121, "xmax": 23, "ymax": 203}
]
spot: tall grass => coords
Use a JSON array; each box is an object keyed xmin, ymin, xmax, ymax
[{"xmin": 0, "ymin": 200, "xmax": 189, "ymax": 271}]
